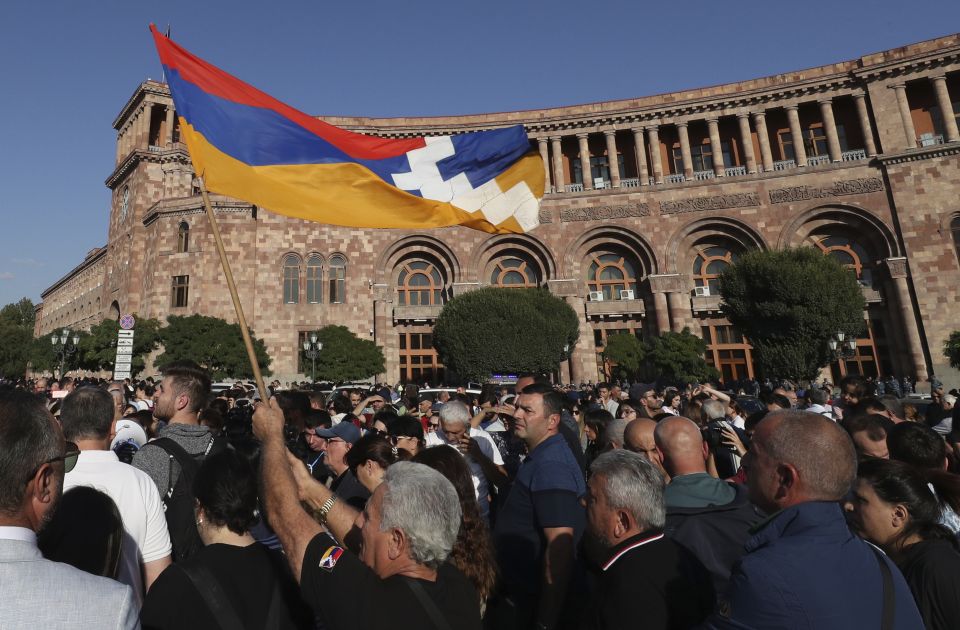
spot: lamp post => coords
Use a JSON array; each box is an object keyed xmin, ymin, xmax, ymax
[
  {"xmin": 828, "ymin": 330, "xmax": 858, "ymax": 373},
  {"xmin": 51, "ymin": 328, "xmax": 80, "ymax": 380},
  {"xmin": 302, "ymin": 333, "xmax": 323, "ymax": 383}
]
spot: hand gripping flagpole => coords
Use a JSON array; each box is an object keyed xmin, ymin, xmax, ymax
[{"xmin": 197, "ymin": 176, "xmax": 269, "ymax": 401}]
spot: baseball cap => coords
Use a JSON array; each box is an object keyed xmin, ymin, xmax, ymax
[{"xmin": 315, "ymin": 422, "xmax": 361, "ymax": 444}]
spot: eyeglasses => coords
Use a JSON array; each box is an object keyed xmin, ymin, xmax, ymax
[{"xmin": 30, "ymin": 441, "xmax": 80, "ymax": 480}]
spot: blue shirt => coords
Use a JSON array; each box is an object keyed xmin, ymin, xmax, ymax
[{"xmin": 493, "ymin": 432, "xmax": 586, "ymax": 596}]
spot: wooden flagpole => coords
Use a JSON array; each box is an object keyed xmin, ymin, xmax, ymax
[{"xmin": 198, "ymin": 177, "xmax": 269, "ymax": 401}]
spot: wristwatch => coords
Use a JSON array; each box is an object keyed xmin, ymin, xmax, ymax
[{"xmin": 317, "ymin": 496, "xmax": 338, "ymax": 526}]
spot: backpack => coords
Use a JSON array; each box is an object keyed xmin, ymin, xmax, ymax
[{"xmin": 152, "ymin": 436, "xmax": 226, "ymax": 562}]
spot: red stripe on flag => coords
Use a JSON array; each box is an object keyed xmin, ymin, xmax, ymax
[{"xmin": 150, "ymin": 24, "xmax": 424, "ymax": 161}]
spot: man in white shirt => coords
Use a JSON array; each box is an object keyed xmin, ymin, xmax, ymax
[
  {"xmin": 61, "ymin": 387, "xmax": 172, "ymax": 606},
  {"xmin": 426, "ymin": 400, "xmax": 507, "ymax": 521}
]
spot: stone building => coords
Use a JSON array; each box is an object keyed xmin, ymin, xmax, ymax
[{"xmin": 37, "ymin": 34, "xmax": 960, "ymax": 386}]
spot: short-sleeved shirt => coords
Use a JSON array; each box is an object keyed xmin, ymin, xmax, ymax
[
  {"xmin": 493, "ymin": 432, "xmax": 586, "ymax": 596},
  {"xmin": 425, "ymin": 427, "xmax": 504, "ymax": 520},
  {"xmin": 300, "ymin": 533, "xmax": 481, "ymax": 630}
]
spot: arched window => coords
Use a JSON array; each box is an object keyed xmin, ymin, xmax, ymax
[
  {"xmin": 306, "ymin": 255, "xmax": 323, "ymax": 304},
  {"xmin": 490, "ymin": 255, "xmax": 540, "ymax": 288},
  {"xmin": 586, "ymin": 252, "xmax": 639, "ymax": 300},
  {"xmin": 811, "ymin": 235, "xmax": 874, "ymax": 287},
  {"xmin": 177, "ymin": 221, "xmax": 190, "ymax": 253},
  {"xmin": 397, "ymin": 261, "xmax": 443, "ymax": 306},
  {"xmin": 952, "ymin": 216, "xmax": 960, "ymax": 268},
  {"xmin": 693, "ymin": 246, "xmax": 736, "ymax": 295},
  {"xmin": 283, "ymin": 254, "xmax": 300, "ymax": 304},
  {"xmin": 329, "ymin": 255, "xmax": 346, "ymax": 304}
]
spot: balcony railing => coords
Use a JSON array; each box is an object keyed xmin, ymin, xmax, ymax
[
  {"xmin": 773, "ymin": 159, "xmax": 796, "ymax": 171},
  {"xmin": 724, "ymin": 165, "xmax": 747, "ymax": 177},
  {"xmin": 842, "ymin": 149, "xmax": 867, "ymax": 161},
  {"xmin": 693, "ymin": 170, "xmax": 715, "ymax": 180},
  {"xmin": 665, "ymin": 173, "xmax": 686, "ymax": 183},
  {"xmin": 594, "ymin": 180, "xmax": 611, "ymax": 190},
  {"xmin": 147, "ymin": 145, "xmax": 163, "ymax": 153},
  {"xmin": 807, "ymin": 154, "xmax": 831, "ymax": 166},
  {"xmin": 620, "ymin": 178, "xmax": 641, "ymax": 188},
  {"xmin": 565, "ymin": 183, "xmax": 584, "ymax": 193}
]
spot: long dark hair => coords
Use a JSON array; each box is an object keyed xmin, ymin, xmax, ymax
[
  {"xmin": 856, "ymin": 458, "xmax": 960, "ymax": 556},
  {"xmin": 413, "ymin": 446, "xmax": 497, "ymax": 605}
]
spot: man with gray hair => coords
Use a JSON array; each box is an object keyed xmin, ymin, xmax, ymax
[
  {"xmin": 582, "ymin": 450, "xmax": 713, "ymax": 629},
  {"xmin": 426, "ymin": 400, "xmax": 506, "ymax": 521},
  {"xmin": 253, "ymin": 399, "xmax": 482, "ymax": 629}
]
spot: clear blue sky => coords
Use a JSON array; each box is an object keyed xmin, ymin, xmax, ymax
[{"xmin": 1, "ymin": 0, "xmax": 958, "ymax": 308}]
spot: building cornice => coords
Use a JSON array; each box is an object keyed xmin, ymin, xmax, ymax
[
  {"xmin": 875, "ymin": 142, "xmax": 960, "ymax": 165},
  {"xmin": 105, "ymin": 144, "xmax": 192, "ymax": 189},
  {"xmin": 141, "ymin": 196, "xmax": 255, "ymax": 226},
  {"xmin": 112, "ymin": 80, "xmax": 171, "ymax": 129},
  {"xmin": 40, "ymin": 247, "xmax": 107, "ymax": 299}
]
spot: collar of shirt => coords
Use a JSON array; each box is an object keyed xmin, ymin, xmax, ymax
[
  {"xmin": 74, "ymin": 449, "xmax": 120, "ymax": 465},
  {"xmin": 524, "ymin": 432, "xmax": 564, "ymax": 462},
  {"xmin": 0, "ymin": 526, "xmax": 37, "ymax": 545},
  {"xmin": 601, "ymin": 530, "xmax": 665, "ymax": 571}
]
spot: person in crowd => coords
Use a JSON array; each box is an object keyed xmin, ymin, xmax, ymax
[
  {"xmin": 803, "ymin": 387, "xmax": 834, "ymax": 419},
  {"xmin": 427, "ymin": 400, "xmax": 508, "ymax": 522},
  {"xmin": 414, "ymin": 445, "xmax": 498, "ymax": 612},
  {"xmin": 132, "ymin": 361, "xmax": 223, "ymax": 561},
  {"xmin": 661, "ymin": 388, "xmax": 682, "ymax": 416},
  {"xmin": 38, "ymin": 486, "xmax": 124, "ymax": 579},
  {"xmin": 254, "ymin": 396, "xmax": 481, "ymax": 629},
  {"xmin": 596, "ymin": 382, "xmax": 618, "ymax": 416},
  {"xmin": 602, "ymin": 418, "xmax": 629, "ymax": 451},
  {"xmin": 887, "ymin": 422, "xmax": 960, "ymax": 533},
  {"xmin": 834, "ymin": 374, "xmax": 867, "ymax": 420},
  {"xmin": 140, "ymin": 449, "xmax": 312, "ymax": 630},
  {"xmin": 614, "ymin": 397, "xmax": 642, "ymax": 422},
  {"xmin": 654, "ymin": 416, "xmax": 761, "ymax": 594},
  {"xmin": 583, "ymin": 408, "xmax": 614, "ymax": 469},
  {"xmin": 0, "ymin": 388, "xmax": 138, "ymax": 629},
  {"xmin": 345, "ymin": 432, "xmax": 409, "ymax": 493},
  {"xmin": 846, "ymin": 457, "xmax": 960, "ymax": 630},
  {"xmin": 107, "ymin": 382, "xmax": 127, "ymax": 422},
  {"xmin": 845, "ymin": 413, "xmax": 895, "ymax": 459},
  {"xmin": 386, "ymin": 414, "xmax": 425, "ymax": 456},
  {"xmin": 489, "ymin": 383, "xmax": 586, "ymax": 630},
  {"xmin": 701, "ymin": 410, "xmax": 923, "ymax": 629},
  {"xmin": 624, "ymin": 418, "xmax": 669, "ymax": 480},
  {"xmin": 582, "ymin": 450, "xmax": 714, "ymax": 629},
  {"xmin": 930, "ymin": 394, "xmax": 955, "ymax": 435},
  {"xmin": 313, "ymin": 421, "xmax": 370, "ymax": 510},
  {"xmin": 60, "ymin": 387, "xmax": 172, "ymax": 605},
  {"xmin": 300, "ymin": 409, "xmax": 332, "ymax": 482}
]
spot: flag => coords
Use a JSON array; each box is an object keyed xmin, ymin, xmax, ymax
[{"xmin": 150, "ymin": 25, "xmax": 544, "ymax": 234}]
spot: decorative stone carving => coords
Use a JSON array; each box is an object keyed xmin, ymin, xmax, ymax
[
  {"xmin": 885, "ymin": 257, "xmax": 909, "ymax": 279},
  {"xmin": 560, "ymin": 203, "xmax": 650, "ymax": 223},
  {"xmin": 648, "ymin": 273, "xmax": 686, "ymax": 293},
  {"xmin": 538, "ymin": 209, "xmax": 553, "ymax": 224},
  {"xmin": 659, "ymin": 193, "xmax": 760, "ymax": 215},
  {"xmin": 769, "ymin": 177, "xmax": 883, "ymax": 204}
]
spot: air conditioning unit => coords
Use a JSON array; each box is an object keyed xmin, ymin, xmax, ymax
[
  {"xmin": 619, "ymin": 290, "xmax": 635, "ymax": 300},
  {"xmin": 589, "ymin": 291, "xmax": 604, "ymax": 302},
  {"xmin": 693, "ymin": 286, "xmax": 711, "ymax": 297}
]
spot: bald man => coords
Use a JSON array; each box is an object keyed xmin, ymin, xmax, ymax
[
  {"xmin": 624, "ymin": 418, "xmax": 668, "ymax": 482},
  {"xmin": 655, "ymin": 417, "xmax": 760, "ymax": 594},
  {"xmin": 702, "ymin": 411, "xmax": 922, "ymax": 629}
]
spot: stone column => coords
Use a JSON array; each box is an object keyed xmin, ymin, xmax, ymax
[
  {"xmin": 139, "ymin": 104, "xmax": 153, "ymax": 147},
  {"xmin": 538, "ymin": 139, "xmax": 551, "ymax": 194},
  {"xmin": 931, "ymin": 75, "xmax": 960, "ymax": 143},
  {"xmin": 577, "ymin": 133, "xmax": 592, "ymax": 190},
  {"xmin": 818, "ymin": 98, "xmax": 844, "ymax": 162},
  {"xmin": 632, "ymin": 127, "xmax": 649, "ymax": 185},
  {"xmin": 565, "ymin": 295, "xmax": 592, "ymax": 384},
  {"xmin": 666, "ymin": 291, "xmax": 687, "ymax": 333},
  {"xmin": 886, "ymin": 257, "xmax": 928, "ymax": 381},
  {"xmin": 853, "ymin": 92, "xmax": 878, "ymax": 157},
  {"xmin": 753, "ymin": 111, "xmax": 774, "ymax": 171},
  {"xmin": 707, "ymin": 117, "xmax": 725, "ymax": 176},
  {"xmin": 647, "ymin": 125, "xmax": 664, "ymax": 184},
  {"xmin": 785, "ymin": 105, "xmax": 808, "ymax": 166},
  {"xmin": 604, "ymin": 131, "xmax": 621, "ymax": 187},
  {"xmin": 550, "ymin": 136, "xmax": 564, "ymax": 193},
  {"xmin": 559, "ymin": 357, "xmax": 571, "ymax": 386},
  {"xmin": 737, "ymin": 114, "xmax": 758, "ymax": 173},
  {"xmin": 892, "ymin": 84, "xmax": 917, "ymax": 148},
  {"xmin": 677, "ymin": 122, "xmax": 694, "ymax": 180},
  {"xmin": 653, "ymin": 291, "xmax": 670, "ymax": 334},
  {"xmin": 373, "ymin": 294, "xmax": 393, "ymax": 382},
  {"xmin": 165, "ymin": 105, "xmax": 175, "ymax": 146}
]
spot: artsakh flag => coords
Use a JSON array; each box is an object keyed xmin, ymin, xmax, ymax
[{"xmin": 150, "ymin": 25, "xmax": 544, "ymax": 233}]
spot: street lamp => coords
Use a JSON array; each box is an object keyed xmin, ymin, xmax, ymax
[
  {"xmin": 52, "ymin": 328, "xmax": 80, "ymax": 380},
  {"xmin": 828, "ymin": 330, "xmax": 857, "ymax": 362},
  {"xmin": 302, "ymin": 333, "xmax": 323, "ymax": 383}
]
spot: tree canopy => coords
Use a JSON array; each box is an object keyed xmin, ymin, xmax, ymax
[
  {"xmin": 945, "ymin": 331, "xmax": 960, "ymax": 371},
  {"xmin": 646, "ymin": 329, "xmax": 720, "ymax": 384},
  {"xmin": 307, "ymin": 325, "xmax": 385, "ymax": 382},
  {"xmin": 78, "ymin": 317, "xmax": 162, "ymax": 378},
  {"xmin": 0, "ymin": 297, "xmax": 36, "ymax": 379},
  {"xmin": 432, "ymin": 287, "xmax": 580, "ymax": 382},
  {"xmin": 602, "ymin": 333, "xmax": 646, "ymax": 381},
  {"xmin": 156, "ymin": 314, "xmax": 272, "ymax": 379},
  {"xmin": 719, "ymin": 247, "xmax": 866, "ymax": 381}
]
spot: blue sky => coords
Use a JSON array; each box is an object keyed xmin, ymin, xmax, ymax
[{"xmin": 1, "ymin": 0, "xmax": 958, "ymax": 308}]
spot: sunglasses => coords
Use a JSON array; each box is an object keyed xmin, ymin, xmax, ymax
[{"xmin": 30, "ymin": 441, "xmax": 80, "ymax": 480}]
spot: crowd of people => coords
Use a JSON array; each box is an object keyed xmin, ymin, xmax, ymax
[{"xmin": 2, "ymin": 366, "xmax": 960, "ymax": 629}]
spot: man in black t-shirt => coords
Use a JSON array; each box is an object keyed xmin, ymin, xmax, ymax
[{"xmin": 254, "ymin": 398, "xmax": 480, "ymax": 630}]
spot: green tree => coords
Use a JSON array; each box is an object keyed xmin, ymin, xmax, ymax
[
  {"xmin": 308, "ymin": 325, "xmax": 385, "ymax": 382},
  {"xmin": 156, "ymin": 314, "xmax": 272, "ymax": 379},
  {"xmin": 719, "ymin": 247, "xmax": 866, "ymax": 381},
  {"xmin": 77, "ymin": 317, "xmax": 162, "ymax": 377},
  {"xmin": 0, "ymin": 297, "xmax": 36, "ymax": 378},
  {"xmin": 945, "ymin": 331, "xmax": 960, "ymax": 370},
  {"xmin": 432, "ymin": 287, "xmax": 580, "ymax": 382},
  {"xmin": 0, "ymin": 297, "xmax": 36, "ymax": 329},
  {"xmin": 602, "ymin": 333, "xmax": 646, "ymax": 381},
  {"xmin": 645, "ymin": 329, "xmax": 720, "ymax": 383},
  {"xmin": 30, "ymin": 330, "xmax": 90, "ymax": 379}
]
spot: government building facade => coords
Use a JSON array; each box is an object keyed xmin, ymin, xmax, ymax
[{"xmin": 37, "ymin": 34, "xmax": 960, "ymax": 386}]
